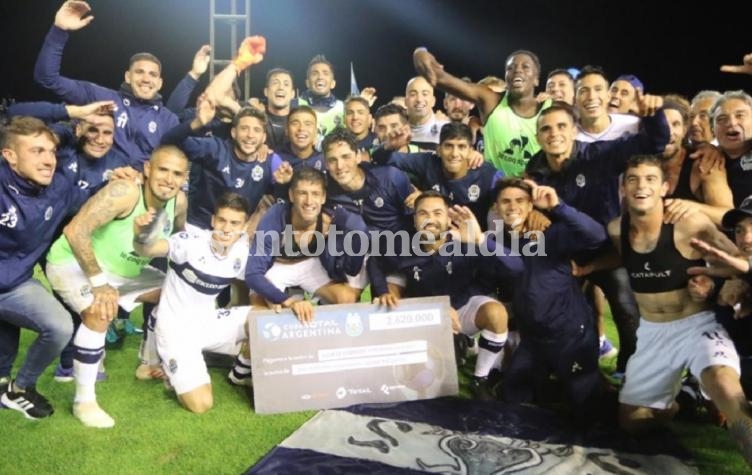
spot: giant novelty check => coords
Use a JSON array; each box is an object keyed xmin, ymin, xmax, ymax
[{"xmin": 249, "ymin": 296, "xmax": 458, "ymax": 414}]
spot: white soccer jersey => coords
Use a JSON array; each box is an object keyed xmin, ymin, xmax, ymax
[
  {"xmin": 155, "ymin": 229, "xmax": 249, "ymax": 323},
  {"xmin": 577, "ymin": 113, "xmax": 640, "ymax": 143}
]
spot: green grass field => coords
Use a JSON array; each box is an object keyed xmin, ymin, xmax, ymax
[{"xmin": 0, "ymin": 273, "xmax": 748, "ymax": 474}]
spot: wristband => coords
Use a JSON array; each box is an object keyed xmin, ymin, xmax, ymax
[{"xmin": 89, "ymin": 273, "xmax": 108, "ymax": 288}]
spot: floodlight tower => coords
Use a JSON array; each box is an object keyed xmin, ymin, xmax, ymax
[{"xmin": 209, "ymin": 0, "xmax": 251, "ymax": 100}]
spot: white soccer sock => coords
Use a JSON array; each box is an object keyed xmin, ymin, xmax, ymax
[
  {"xmin": 73, "ymin": 324, "xmax": 106, "ymax": 404},
  {"xmin": 474, "ymin": 330, "xmax": 508, "ymax": 378},
  {"xmin": 233, "ymin": 354, "xmax": 252, "ymax": 376}
]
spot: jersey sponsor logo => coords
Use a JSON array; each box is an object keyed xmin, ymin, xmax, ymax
[
  {"xmin": 77, "ymin": 180, "xmax": 90, "ymax": 189},
  {"xmin": 431, "ymin": 184, "xmax": 441, "ymax": 192},
  {"xmin": 741, "ymin": 153, "xmax": 752, "ymax": 172},
  {"xmin": 468, "ymin": 184, "xmax": 480, "ymax": 202},
  {"xmin": 0, "ymin": 205, "xmax": 18, "ymax": 228},
  {"xmin": 373, "ymin": 196, "xmax": 384, "ymax": 208},
  {"xmin": 233, "ymin": 258, "xmax": 242, "ymax": 272},
  {"xmin": 235, "ymin": 177, "xmax": 246, "ymax": 188},
  {"xmin": 630, "ymin": 260, "xmax": 672, "ymax": 280},
  {"xmin": 222, "ymin": 166, "xmax": 230, "ymax": 174},
  {"xmin": 252, "ymin": 165, "xmax": 264, "ymax": 182},
  {"xmin": 117, "ymin": 111, "xmax": 128, "ymax": 128},
  {"xmin": 575, "ymin": 174, "xmax": 586, "ymax": 188},
  {"xmin": 148, "ymin": 121, "xmax": 157, "ymax": 134},
  {"xmin": 44, "ymin": 206, "xmax": 53, "ymax": 221}
]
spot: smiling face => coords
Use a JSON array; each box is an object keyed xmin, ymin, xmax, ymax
[
  {"xmin": 443, "ymin": 93, "xmax": 474, "ymax": 122},
  {"xmin": 143, "ymin": 148, "xmax": 188, "ymax": 203},
  {"xmin": 125, "ymin": 59, "xmax": 163, "ymax": 101},
  {"xmin": 713, "ymin": 97, "xmax": 752, "ymax": 156},
  {"xmin": 306, "ymin": 62, "xmax": 335, "ymax": 97},
  {"xmin": 264, "ymin": 71, "xmax": 294, "ymax": 110},
  {"xmin": 545, "ymin": 73, "xmax": 575, "ymax": 105},
  {"xmin": 437, "ymin": 137, "xmax": 471, "ymax": 178},
  {"xmin": 325, "ymin": 140, "xmax": 363, "ymax": 190},
  {"xmin": 414, "ymin": 196, "xmax": 449, "ymax": 240},
  {"xmin": 289, "ymin": 179, "xmax": 326, "ymax": 224},
  {"xmin": 287, "ymin": 110, "xmax": 317, "ymax": 153},
  {"xmin": 2, "ymin": 132, "xmax": 57, "ymax": 186},
  {"xmin": 211, "ymin": 206, "xmax": 248, "ymax": 249},
  {"xmin": 405, "ymin": 76, "xmax": 436, "ymax": 124},
  {"xmin": 536, "ymin": 109, "xmax": 577, "ymax": 165},
  {"xmin": 622, "ymin": 163, "xmax": 668, "ymax": 215},
  {"xmin": 495, "ymin": 186, "xmax": 533, "ymax": 229},
  {"xmin": 504, "ymin": 53, "xmax": 539, "ymax": 99},
  {"xmin": 76, "ymin": 115, "xmax": 115, "ymax": 159},
  {"xmin": 576, "ymin": 73, "xmax": 610, "ymax": 121},
  {"xmin": 663, "ymin": 109, "xmax": 686, "ymax": 159},
  {"xmin": 608, "ymin": 79, "xmax": 638, "ymax": 114},
  {"xmin": 344, "ymin": 100, "xmax": 372, "ymax": 138},
  {"xmin": 231, "ymin": 116, "xmax": 266, "ymax": 160}
]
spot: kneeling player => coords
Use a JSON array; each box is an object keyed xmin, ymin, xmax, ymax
[{"xmin": 134, "ymin": 192, "xmax": 252, "ymax": 413}]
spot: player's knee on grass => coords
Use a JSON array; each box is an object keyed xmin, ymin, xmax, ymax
[
  {"xmin": 700, "ymin": 365, "xmax": 748, "ymax": 414},
  {"xmin": 179, "ymin": 384, "xmax": 214, "ymax": 414},
  {"xmin": 619, "ymin": 403, "xmax": 676, "ymax": 434}
]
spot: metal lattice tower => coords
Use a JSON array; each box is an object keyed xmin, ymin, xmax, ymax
[{"xmin": 209, "ymin": 0, "xmax": 251, "ymax": 100}]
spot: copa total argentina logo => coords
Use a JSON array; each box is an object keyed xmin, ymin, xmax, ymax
[
  {"xmin": 261, "ymin": 318, "xmax": 342, "ymax": 341},
  {"xmin": 345, "ymin": 312, "xmax": 364, "ymax": 337}
]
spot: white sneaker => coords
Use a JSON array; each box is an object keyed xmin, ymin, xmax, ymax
[{"xmin": 73, "ymin": 401, "xmax": 115, "ymax": 428}]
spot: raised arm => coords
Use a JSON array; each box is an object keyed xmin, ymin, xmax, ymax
[
  {"xmin": 413, "ymin": 47, "xmax": 500, "ymax": 122},
  {"xmin": 34, "ymin": 1, "xmax": 115, "ymax": 104},
  {"xmin": 204, "ymin": 36, "xmax": 265, "ymax": 102},
  {"xmin": 166, "ymin": 45, "xmax": 211, "ymax": 113}
]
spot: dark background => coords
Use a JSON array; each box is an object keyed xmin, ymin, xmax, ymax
[{"xmin": 1, "ymin": 0, "xmax": 750, "ymax": 107}]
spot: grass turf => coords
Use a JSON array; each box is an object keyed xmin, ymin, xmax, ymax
[{"xmin": 0, "ymin": 272, "xmax": 748, "ymax": 474}]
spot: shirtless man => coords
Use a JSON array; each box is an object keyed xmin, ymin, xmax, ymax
[{"xmin": 607, "ymin": 154, "xmax": 752, "ymax": 464}]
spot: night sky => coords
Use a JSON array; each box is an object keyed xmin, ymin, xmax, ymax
[{"xmin": 1, "ymin": 0, "xmax": 750, "ymax": 107}]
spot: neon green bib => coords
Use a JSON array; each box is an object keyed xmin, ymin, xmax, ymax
[
  {"xmin": 46, "ymin": 186, "xmax": 176, "ymax": 278},
  {"xmin": 483, "ymin": 95, "xmax": 551, "ymax": 177}
]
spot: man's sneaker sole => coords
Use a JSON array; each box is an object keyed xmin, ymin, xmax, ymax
[{"xmin": 228, "ymin": 370, "xmax": 253, "ymax": 387}]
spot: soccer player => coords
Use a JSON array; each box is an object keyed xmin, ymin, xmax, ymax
[
  {"xmin": 607, "ymin": 154, "xmax": 752, "ymax": 465},
  {"xmin": 45, "ymin": 145, "xmax": 188, "ymax": 428},
  {"xmin": 133, "ymin": 192, "xmax": 252, "ymax": 413},
  {"xmin": 369, "ymin": 191, "xmax": 522, "ymax": 399},
  {"xmin": 0, "ymin": 117, "xmax": 89, "ymax": 420},
  {"xmin": 35, "ymin": 1, "xmax": 178, "ymax": 169},
  {"xmin": 297, "ymin": 55, "xmax": 344, "ymax": 145},
  {"xmin": 245, "ymin": 168, "xmax": 368, "ymax": 321}
]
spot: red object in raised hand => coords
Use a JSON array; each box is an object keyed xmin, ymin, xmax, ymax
[{"xmin": 234, "ymin": 36, "xmax": 266, "ymax": 71}]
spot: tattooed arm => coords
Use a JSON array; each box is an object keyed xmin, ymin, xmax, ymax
[{"xmin": 63, "ymin": 179, "xmax": 140, "ymax": 320}]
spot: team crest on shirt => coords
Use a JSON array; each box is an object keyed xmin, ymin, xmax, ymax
[
  {"xmin": 575, "ymin": 174, "xmax": 586, "ymax": 188},
  {"xmin": 373, "ymin": 196, "xmax": 384, "ymax": 208},
  {"xmin": 44, "ymin": 206, "xmax": 53, "ymax": 221},
  {"xmin": 468, "ymin": 184, "xmax": 480, "ymax": 202},
  {"xmin": 251, "ymin": 165, "xmax": 264, "ymax": 182},
  {"xmin": 432, "ymin": 184, "xmax": 441, "ymax": 192},
  {"xmin": 148, "ymin": 121, "xmax": 157, "ymax": 134},
  {"xmin": 233, "ymin": 258, "xmax": 242, "ymax": 272},
  {"xmin": 123, "ymin": 98, "xmax": 131, "ymax": 107},
  {"xmin": 412, "ymin": 266, "xmax": 422, "ymax": 281},
  {"xmin": 169, "ymin": 359, "xmax": 178, "ymax": 374},
  {"xmin": 430, "ymin": 124, "xmax": 439, "ymax": 135},
  {"xmin": 741, "ymin": 153, "xmax": 752, "ymax": 171},
  {"xmin": 222, "ymin": 166, "xmax": 230, "ymax": 174},
  {"xmin": 314, "ymin": 161, "xmax": 322, "ymax": 170},
  {"xmin": 67, "ymin": 162, "xmax": 78, "ymax": 173},
  {"xmin": 235, "ymin": 178, "xmax": 245, "ymax": 188},
  {"xmin": 445, "ymin": 261, "xmax": 453, "ymax": 275}
]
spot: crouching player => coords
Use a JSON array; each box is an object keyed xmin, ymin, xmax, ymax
[{"xmin": 133, "ymin": 192, "xmax": 252, "ymax": 413}]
